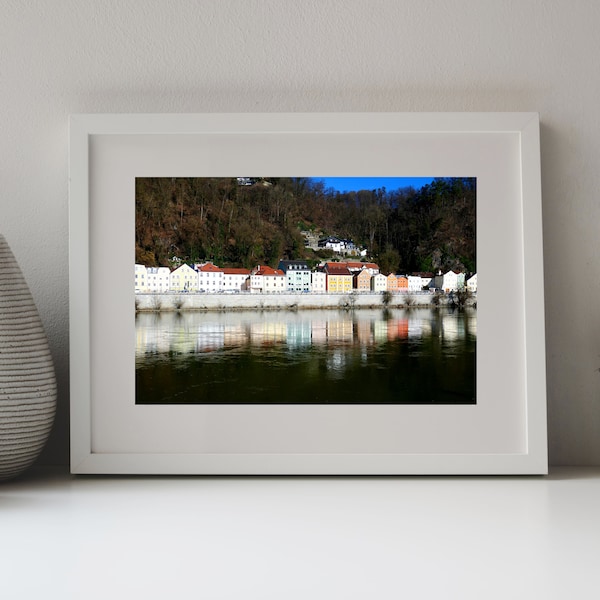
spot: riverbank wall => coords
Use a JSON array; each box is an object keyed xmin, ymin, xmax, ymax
[{"xmin": 135, "ymin": 291, "xmax": 476, "ymax": 311}]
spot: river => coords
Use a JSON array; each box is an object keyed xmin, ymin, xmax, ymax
[{"xmin": 135, "ymin": 308, "xmax": 476, "ymax": 404}]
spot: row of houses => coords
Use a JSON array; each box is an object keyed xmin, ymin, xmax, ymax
[{"xmin": 135, "ymin": 260, "xmax": 477, "ymax": 294}]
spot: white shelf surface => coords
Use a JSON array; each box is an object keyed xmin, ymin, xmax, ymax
[{"xmin": 2, "ymin": 467, "xmax": 599, "ymax": 599}]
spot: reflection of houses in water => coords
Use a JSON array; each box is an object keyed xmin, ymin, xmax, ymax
[
  {"xmin": 355, "ymin": 319, "xmax": 373, "ymax": 346},
  {"xmin": 441, "ymin": 315, "xmax": 465, "ymax": 343},
  {"xmin": 136, "ymin": 310, "xmax": 474, "ymax": 362},
  {"xmin": 465, "ymin": 313, "xmax": 477, "ymax": 337},
  {"xmin": 387, "ymin": 319, "xmax": 409, "ymax": 340},
  {"xmin": 136, "ymin": 321, "xmax": 170, "ymax": 356},
  {"xmin": 373, "ymin": 319, "xmax": 388, "ymax": 343},
  {"xmin": 223, "ymin": 324, "xmax": 249, "ymax": 348},
  {"xmin": 311, "ymin": 320, "xmax": 328, "ymax": 345},
  {"xmin": 326, "ymin": 349, "xmax": 347, "ymax": 377},
  {"xmin": 286, "ymin": 321, "xmax": 312, "ymax": 348},
  {"xmin": 250, "ymin": 321, "xmax": 287, "ymax": 346},
  {"xmin": 326, "ymin": 318, "xmax": 354, "ymax": 344},
  {"xmin": 408, "ymin": 318, "xmax": 426, "ymax": 339},
  {"xmin": 196, "ymin": 323, "xmax": 225, "ymax": 352},
  {"xmin": 136, "ymin": 316, "xmax": 205, "ymax": 355}
]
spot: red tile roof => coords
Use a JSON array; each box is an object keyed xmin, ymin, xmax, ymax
[
  {"xmin": 254, "ymin": 265, "xmax": 284, "ymax": 276},
  {"xmin": 324, "ymin": 263, "xmax": 352, "ymax": 276},
  {"xmin": 198, "ymin": 262, "xmax": 223, "ymax": 273},
  {"xmin": 222, "ymin": 268, "xmax": 251, "ymax": 275}
]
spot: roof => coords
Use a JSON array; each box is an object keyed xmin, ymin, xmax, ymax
[
  {"xmin": 278, "ymin": 260, "xmax": 310, "ymax": 271},
  {"xmin": 198, "ymin": 262, "xmax": 224, "ymax": 273},
  {"xmin": 324, "ymin": 263, "xmax": 352, "ymax": 276},
  {"xmin": 353, "ymin": 269, "xmax": 371, "ymax": 278},
  {"xmin": 254, "ymin": 265, "xmax": 284, "ymax": 276},
  {"xmin": 343, "ymin": 261, "xmax": 379, "ymax": 270},
  {"xmin": 222, "ymin": 268, "xmax": 251, "ymax": 275},
  {"xmin": 344, "ymin": 261, "xmax": 365, "ymax": 270}
]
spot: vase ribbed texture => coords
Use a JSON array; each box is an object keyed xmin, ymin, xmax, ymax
[{"xmin": 0, "ymin": 235, "xmax": 56, "ymax": 480}]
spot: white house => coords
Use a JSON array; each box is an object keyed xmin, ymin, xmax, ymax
[
  {"xmin": 311, "ymin": 270, "xmax": 327, "ymax": 293},
  {"xmin": 467, "ymin": 273, "xmax": 477, "ymax": 293},
  {"xmin": 418, "ymin": 273, "xmax": 434, "ymax": 289},
  {"xmin": 318, "ymin": 236, "xmax": 344, "ymax": 254},
  {"xmin": 249, "ymin": 265, "xmax": 286, "ymax": 293},
  {"xmin": 170, "ymin": 264, "xmax": 199, "ymax": 292},
  {"xmin": 222, "ymin": 267, "xmax": 250, "ymax": 291},
  {"xmin": 197, "ymin": 262, "xmax": 224, "ymax": 293},
  {"xmin": 435, "ymin": 270, "xmax": 460, "ymax": 292},
  {"xmin": 135, "ymin": 264, "xmax": 147, "ymax": 292},
  {"xmin": 371, "ymin": 273, "xmax": 388, "ymax": 292},
  {"xmin": 146, "ymin": 266, "xmax": 171, "ymax": 292},
  {"xmin": 407, "ymin": 275, "xmax": 423, "ymax": 292}
]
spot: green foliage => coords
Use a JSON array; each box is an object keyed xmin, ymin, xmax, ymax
[
  {"xmin": 135, "ymin": 177, "xmax": 476, "ymax": 273},
  {"xmin": 377, "ymin": 246, "xmax": 401, "ymax": 275}
]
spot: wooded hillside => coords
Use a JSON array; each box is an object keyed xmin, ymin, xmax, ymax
[{"xmin": 135, "ymin": 177, "xmax": 476, "ymax": 274}]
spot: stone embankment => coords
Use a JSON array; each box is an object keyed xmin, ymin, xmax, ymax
[{"xmin": 135, "ymin": 291, "xmax": 476, "ymax": 311}]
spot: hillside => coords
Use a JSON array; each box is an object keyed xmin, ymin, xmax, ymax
[{"xmin": 135, "ymin": 177, "xmax": 476, "ymax": 274}]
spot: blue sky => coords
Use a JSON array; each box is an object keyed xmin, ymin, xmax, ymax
[{"xmin": 314, "ymin": 177, "xmax": 435, "ymax": 193}]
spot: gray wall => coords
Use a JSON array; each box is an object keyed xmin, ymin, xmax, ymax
[{"xmin": 1, "ymin": 0, "xmax": 598, "ymax": 466}]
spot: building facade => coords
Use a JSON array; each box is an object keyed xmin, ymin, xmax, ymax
[
  {"xmin": 311, "ymin": 270, "xmax": 327, "ymax": 293},
  {"xmin": 249, "ymin": 265, "xmax": 286, "ymax": 293},
  {"xmin": 278, "ymin": 260, "xmax": 311, "ymax": 293},
  {"xmin": 197, "ymin": 262, "xmax": 225, "ymax": 293},
  {"xmin": 170, "ymin": 264, "xmax": 199, "ymax": 292},
  {"xmin": 135, "ymin": 264, "xmax": 147, "ymax": 292},
  {"xmin": 353, "ymin": 269, "xmax": 372, "ymax": 291},
  {"xmin": 324, "ymin": 263, "xmax": 353, "ymax": 293},
  {"xmin": 222, "ymin": 267, "xmax": 251, "ymax": 291},
  {"xmin": 146, "ymin": 267, "xmax": 171, "ymax": 292}
]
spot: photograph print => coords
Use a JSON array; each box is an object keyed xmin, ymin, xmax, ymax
[{"xmin": 134, "ymin": 176, "xmax": 476, "ymax": 405}]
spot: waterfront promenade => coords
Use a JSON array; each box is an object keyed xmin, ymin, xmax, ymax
[{"xmin": 135, "ymin": 291, "xmax": 474, "ymax": 311}]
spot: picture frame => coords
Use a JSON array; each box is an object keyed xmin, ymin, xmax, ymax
[{"xmin": 69, "ymin": 112, "xmax": 547, "ymax": 475}]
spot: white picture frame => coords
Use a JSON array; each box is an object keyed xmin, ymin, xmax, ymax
[{"xmin": 69, "ymin": 112, "xmax": 547, "ymax": 475}]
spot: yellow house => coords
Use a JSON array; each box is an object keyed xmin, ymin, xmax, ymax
[
  {"xmin": 169, "ymin": 264, "xmax": 199, "ymax": 292},
  {"xmin": 324, "ymin": 263, "xmax": 353, "ymax": 293}
]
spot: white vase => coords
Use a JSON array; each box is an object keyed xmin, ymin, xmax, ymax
[{"xmin": 0, "ymin": 235, "xmax": 56, "ymax": 480}]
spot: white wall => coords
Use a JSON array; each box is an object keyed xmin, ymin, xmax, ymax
[{"xmin": 1, "ymin": 0, "xmax": 598, "ymax": 466}]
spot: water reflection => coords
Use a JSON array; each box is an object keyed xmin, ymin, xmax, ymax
[
  {"xmin": 136, "ymin": 309, "xmax": 475, "ymax": 355},
  {"xmin": 136, "ymin": 309, "xmax": 476, "ymax": 405}
]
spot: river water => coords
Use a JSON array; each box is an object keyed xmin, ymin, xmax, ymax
[{"xmin": 135, "ymin": 308, "xmax": 476, "ymax": 404}]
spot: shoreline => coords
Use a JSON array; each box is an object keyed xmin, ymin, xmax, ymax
[{"xmin": 134, "ymin": 291, "xmax": 476, "ymax": 312}]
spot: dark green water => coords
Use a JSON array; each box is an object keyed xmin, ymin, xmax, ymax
[{"xmin": 135, "ymin": 308, "xmax": 476, "ymax": 405}]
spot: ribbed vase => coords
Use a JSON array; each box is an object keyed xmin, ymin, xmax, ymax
[{"xmin": 0, "ymin": 235, "xmax": 56, "ymax": 480}]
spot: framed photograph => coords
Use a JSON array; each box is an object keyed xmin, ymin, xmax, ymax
[{"xmin": 69, "ymin": 112, "xmax": 547, "ymax": 475}]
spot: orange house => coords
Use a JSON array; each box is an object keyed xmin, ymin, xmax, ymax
[
  {"xmin": 386, "ymin": 273, "xmax": 399, "ymax": 292},
  {"xmin": 353, "ymin": 269, "xmax": 372, "ymax": 291},
  {"xmin": 396, "ymin": 276, "xmax": 409, "ymax": 291}
]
